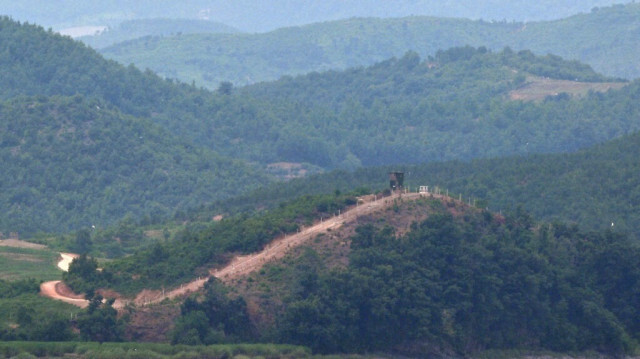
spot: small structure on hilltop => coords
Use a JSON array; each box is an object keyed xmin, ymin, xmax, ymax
[{"xmin": 389, "ymin": 172, "xmax": 404, "ymax": 191}]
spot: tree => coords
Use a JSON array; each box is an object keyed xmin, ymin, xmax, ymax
[{"xmin": 76, "ymin": 293, "xmax": 122, "ymax": 343}]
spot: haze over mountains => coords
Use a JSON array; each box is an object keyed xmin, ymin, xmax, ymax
[
  {"xmin": 99, "ymin": 3, "xmax": 640, "ymax": 88},
  {"xmin": 0, "ymin": 0, "xmax": 627, "ymax": 32}
]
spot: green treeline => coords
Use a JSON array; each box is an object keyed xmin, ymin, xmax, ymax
[
  {"xmin": 0, "ymin": 341, "xmax": 310, "ymax": 359},
  {"xmin": 0, "ymin": 279, "xmax": 77, "ymax": 341},
  {"xmin": 171, "ymin": 279, "xmax": 254, "ymax": 345},
  {"xmin": 239, "ymin": 46, "xmax": 634, "ymax": 168}
]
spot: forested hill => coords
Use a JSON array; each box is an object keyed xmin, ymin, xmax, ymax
[
  {"xmin": 65, "ymin": 192, "xmax": 640, "ymax": 356},
  {"xmin": 233, "ymin": 47, "xmax": 636, "ymax": 169},
  {"xmin": 0, "ymin": 18, "xmax": 271, "ymax": 235},
  {"xmin": 0, "ymin": 95, "xmax": 267, "ymax": 235},
  {"xmin": 100, "ymin": 2, "xmax": 640, "ymax": 88},
  {"xmin": 7, "ymin": 16, "xmax": 640, "ymax": 174},
  {"xmin": 203, "ymin": 125, "xmax": 640, "ymax": 241}
]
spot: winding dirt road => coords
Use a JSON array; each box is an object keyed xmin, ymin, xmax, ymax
[
  {"xmin": 40, "ymin": 253, "xmax": 88, "ymax": 308},
  {"xmin": 40, "ymin": 280, "xmax": 89, "ymax": 308},
  {"xmin": 41, "ymin": 191, "xmax": 434, "ymax": 308}
]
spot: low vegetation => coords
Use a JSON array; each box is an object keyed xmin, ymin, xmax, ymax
[
  {"xmin": 0, "ymin": 245, "xmax": 60, "ymax": 281},
  {"xmin": 0, "ymin": 341, "xmax": 310, "ymax": 359}
]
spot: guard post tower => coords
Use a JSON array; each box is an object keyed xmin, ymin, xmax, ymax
[{"xmin": 389, "ymin": 172, "xmax": 404, "ymax": 192}]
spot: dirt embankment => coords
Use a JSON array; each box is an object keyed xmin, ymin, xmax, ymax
[{"xmin": 40, "ymin": 280, "xmax": 88, "ymax": 308}]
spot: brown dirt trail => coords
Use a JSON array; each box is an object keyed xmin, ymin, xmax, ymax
[{"xmin": 42, "ymin": 191, "xmax": 442, "ymax": 308}]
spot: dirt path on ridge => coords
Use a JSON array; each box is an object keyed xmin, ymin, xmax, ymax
[
  {"xmin": 42, "ymin": 191, "xmax": 442, "ymax": 308},
  {"xmin": 144, "ymin": 191, "xmax": 427, "ymax": 305}
]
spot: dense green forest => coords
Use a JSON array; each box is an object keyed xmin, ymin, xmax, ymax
[
  {"xmin": 0, "ymin": 95, "xmax": 267, "ymax": 235},
  {"xmin": 0, "ymin": 279, "xmax": 78, "ymax": 341},
  {"xmin": 274, "ymin": 203, "xmax": 640, "ymax": 356},
  {"xmin": 237, "ymin": 46, "xmax": 637, "ymax": 168},
  {"xmin": 195, "ymin": 126, "xmax": 640, "ymax": 242},
  {"xmin": 138, "ymin": 197, "xmax": 640, "ymax": 356},
  {"xmin": 3, "ymin": 16, "xmax": 640, "ymax": 237},
  {"xmin": 101, "ymin": 3, "xmax": 640, "ymax": 88}
]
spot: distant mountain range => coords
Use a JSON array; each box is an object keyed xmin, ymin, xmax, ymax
[
  {"xmin": 99, "ymin": 3, "xmax": 640, "ymax": 88},
  {"xmin": 0, "ymin": 0, "xmax": 628, "ymax": 32},
  {"xmin": 78, "ymin": 18, "xmax": 239, "ymax": 49}
]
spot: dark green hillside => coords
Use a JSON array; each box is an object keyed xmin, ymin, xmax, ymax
[
  {"xmin": 4, "ymin": 18, "xmax": 638, "ymax": 172},
  {"xmin": 202, "ymin": 125, "xmax": 640, "ymax": 241},
  {"xmin": 0, "ymin": 95, "xmax": 266, "ymax": 235},
  {"xmin": 275, "ymin": 204, "xmax": 640, "ymax": 355},
  {"xmin": 0, "ymin": 16, "xmax": 246, "ymax": 148},
  {"xmin": 160, "ymin": 197, "xmax": 640, "ymax": 356},
  {"xmin": 101, "ymin": 3, "xmax": 640, "ymax": 88},
  {"xmin": 79, "ymin": 18, "xmax": 239, "ymax": 50},
  {"xmin": 236, "ymin": 48, "xmax": 635, "ymax": 168}
]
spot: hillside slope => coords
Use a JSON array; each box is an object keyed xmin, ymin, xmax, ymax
[
  {"xmin": 0, "ymin": 96, "xmax": 266, "ymax": 235},
  {"xmin": 100, "ymin": 3, "xmax": 640, "ymax": 87},
  {"xmin": 93, "ymin": 193, "xmax": 640, "ymax": 356},
  {"xmin": 203, "ymin": 125, "xmax": 640, "ymax": 240}
]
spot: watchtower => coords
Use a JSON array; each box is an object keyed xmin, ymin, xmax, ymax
[{"xmin": 389, "ymin": 172, "xmax": 404, "ymax": 191}]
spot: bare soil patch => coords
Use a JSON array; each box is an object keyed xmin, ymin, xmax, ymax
[
  {"xmin": 0, "ymin": 238, "xmax": 46, "ymax": 249},
  {"xmin": 0, "ymin": 252, "xmax": 45, "ymax": 262},
  {"xmin": 509, "ymin": 76, "xmax": 627, "ymax": 102}
]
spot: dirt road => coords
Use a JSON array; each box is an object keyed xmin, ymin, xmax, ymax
[
  {"xmin": 212, "ymin": 191, "xmax": 421, "ymax": 282},
  {"xmin": 40, "ymin": 252, "xmax": 90, "ymax": 308},
  {"xmin": 42, "ymin": 191, "xmax": 434, "ymax": 308},
  {"xmin": 57, "ymin": 253, "xmax": 78, "ymax": 271},
  {"xmin": 40, "ymin": 280, "xmax": 88, "ymax": 308},
  {"xmin": 129, "ymin": 192, "xmax": 422, "ymax": 306}
]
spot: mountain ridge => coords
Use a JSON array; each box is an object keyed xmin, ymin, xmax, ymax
[{"xmin": 100, "ymin": 3, "xmax": 640, "ymax": 88}]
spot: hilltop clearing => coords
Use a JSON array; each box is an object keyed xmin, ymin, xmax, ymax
[{"xmin": 508, "ymin": 75, "xmax": 627, "ymax": 101}]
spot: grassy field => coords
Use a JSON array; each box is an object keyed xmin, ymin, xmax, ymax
[
  {"xmin": 0, "ymin": 341, "xmax": 313, "ymax": 359},
  {"xmin": 0, "ymin": 246, "xmax": 61, "ymax": 282}
]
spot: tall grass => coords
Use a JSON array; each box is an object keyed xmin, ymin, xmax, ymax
[
  {"xmin": 0, "ymin": 246, "xmax": 61, "ymax": 282},
  {"xmin": 0, "ymin": 341, "xmax": 312, "ymax": 359}
]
